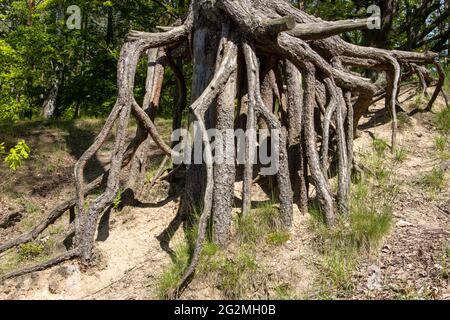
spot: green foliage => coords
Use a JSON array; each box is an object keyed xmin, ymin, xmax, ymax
[
  {"xmin": 435, "ymin": 108, "xmax": 450, "ymax": 134},
  {"xmin": 210, "ymin": 250, "xmax": 259, "ymax": 299},
  {"xmin": 372, "ymin": 137, "xmax": 389, "ymax": 156},
  {"xmin": 236, "ymin": 201, "xmax": 289, "ymax": 246},
  {"xmin": 273, "ymin": 283, "xmax": 297, "ymax": 300},
  {"xmin": 434, "ymin": 136, "xmax": 450, "ymax": 161},
  {"xmin": 18, "ymin": 242, "xmax": 44, "ymax": 261},
  {"xmin": 0, "ymin": 0, "xmax": 189, "ymax": 121},
  {"xmin": 412, "ymin": 94, "xmax": 428, "ymax": 110},
  {"xmin": 266, "ymin": 231, "xmax": 291, "ymax": 246},
  {"xmin": 4, "ymin": 140, "xmax": 30, "ymax": 171},
  {"xmin": 310, "ymin": 150, "xmax": 395, "ymax": 297},
  {"xmin": 420, "ymin": 167, "xmax": 445, "ymax": 193},
  {"xmin": 156, "ymin": 243, "xmax": 191, "ymax": 299},
  {"xmin": 394, "ymin": 147, "xmax": 408, "ymax": 163},
  {"xmin": 113, "ymin": 188, "xmax": 123, "ymax": 210},
  {"xmin": 435, "ymin": 136, "xmax": 447, "ymax": 152}
]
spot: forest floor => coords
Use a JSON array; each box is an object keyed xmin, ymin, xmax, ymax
[{"xmin": 0, "ymin": 87, "xmax": 448, "ymax": 300}]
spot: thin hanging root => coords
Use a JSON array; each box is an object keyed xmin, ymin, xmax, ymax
[
  {"xmin": 322, "ymin": 78, "xmax": 348, "ymax": 215},
  {"xmin": 332, "ymin": 82, "xmax": 349, "ymax": 216},
  {"xmin": 74, "ymin": 40, "xmax": 148, "ymax": 264},
  {"xmin": 243, "ymin": 42, "xmax": 293, "ymax": 229},
  {"xmin": 74, "ymin": 101, "xmax": 124, "ymax": 244},
  {"xmin": 147, "ymin": 156, "xmax": 170, "ymax": 190},
  {"xmin": 302, "ymin": 63, "xmax": 335, "ymax": 226},
  {"xmin": 345, "ymin": 90, "xmax": 354, "ymax": 186},
  {"xmin": 386, "ymin": 56, "xmax": 401, "ymax": 153},
  {"xmin": 242, "ymin": 40, "xmax": 257, "ymax": 216},
  {"xmin": 125, "ymin": 48, "xmax": 167, "ymax": 202},
  {"xmin": 168, "ymin": 35, "xmax": 238, "ymax": 299},
  {"xmin": 75, "ymin": 25, "xmax": 191, "ymax": 264},
  {"xmin": 0, "ymin": 135, "xmax": 145, "ymax": 256},
  {"xmin": 424, "ymin": 61, "xmax": 445, "ymax": 112},
  {"xmin": 285, "ymin": 60, "xmax": 308, "ymax": 214},
  {"xmin": 411, "ymin": 64, "xmax": 428, "ymax": 97},
  {"xmin": 166, "ymin": 54, "xmax": 188, "ymax": 135},
  {"xmin": 320, "ymin": 80, "xmax": 338, "ymax": 175},
  {"xmin": 74, "ymin": 40, "xmax": 145, "ymax": 247},
  {"xmin": 73, "ymin": 20, "xmax": 194, "ymax": 248},
  {"xmin": 0, "ymin": 249, "xmax": 79, "ymax": 283},
  {"xmin": 80, "ymin": 103, "xmax": 132, "ymax": 266}
]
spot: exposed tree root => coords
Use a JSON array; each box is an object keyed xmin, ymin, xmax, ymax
[{"xmin": 0, "ymin": 249, "xmax": 79, "ymax": 283}]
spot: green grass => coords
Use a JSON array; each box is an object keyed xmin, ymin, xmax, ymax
[
  {"xmin": 0, "ymin": 238, "xmax": 57, "ymax": 276},
  {"xmin": 435, "ymin": 136, "xmax": 447, "ymax": 152},
  {"xmin": 266, "ymin": 231, "xmax": 291, "ymax": 246},
  {"xmin": 208, "ymin": 249, "xmax": 259, "ymax": 299},
  {"xmin": 310, "ymin": 154, "xmax": 394, "ymax": 298},
  {"xmin": 113, "ymin": 188, "xmax": 123, "ymax": 210},
  {"xmin": 236, "ymin": 201, "xmax": 289, "ymax": 246},
  {"xmin": 156, "ymin": 243, "xmax": 192, "ymax": 299},
  {"xmin": 411, "ymin": 94, "xmax": 429, "ymax": 110},
  {"xmin": 394, "ymin": 147, "xmax": 408, "ymax": 163},
  {"xmin": 435, "ymin": 107, "xmax": 450, "ymax": 134},
  {"xmin": 372, "ymin": 137, "xmax": 389, "ymax": 156},
  {"xmin": 434, "ymin": 136, "xmax": 450, "ymax": 161},
  {"xmin": 156, "ymin": 201, "xmax": 286, "ymax": 299},
  {"xmin": 420, "ymin": 167, "xmax": 446, "ymax": 193},
  {"xmin": 273, "ymin": 283, "xmax": 297, "ymax": 300},
  {"xmin": 18, "ymin": 242, "xmax": 45, "ymax": 261},
  {"xmin": 156, "ymin": 240, "xmax": 261, "ymax": 300}
]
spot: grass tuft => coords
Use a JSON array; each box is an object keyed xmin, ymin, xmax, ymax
[
  {"xmin": 394, "ymin": 147, "xmax": 408, "ymax": 163},
  {"xmin": 435, "ymin": 107, "xmax": 450, "ymax": 134},
  {"xmin": 372, "ymin": 137, "xmax": 389, "ymax": 156},
  {"xmin": 156, "ymin": 244, "xmax": 191, "ymax": 299},
  {"xmin": 420, "ymin": 167, "xmax": 445, "ymax": 193},
  {"xmin": 310, "ymin": 146, "xmax": 395, "ymax": 298}
]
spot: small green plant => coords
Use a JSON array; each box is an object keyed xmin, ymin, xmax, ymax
[
  {"xmin": 273, "ymin": 283, "xmax": 297, "ymax": 300},
  {"xmin": 435, "ymin": 107, "xmax": 450, "ymax": 134},
  {"xmin": 4, "ymin": 140, "xmax": 30, "ymax": 171},
  {"xmin": 394, "ymin": 147, "xmax": 408, "ymax": 163},
  {"xmin": 372, "ymin": 138, "xmax": 389, "ymax": 156},
  {"xmin": 212, "ymin": 250, "xmax": 259, "ymax": 299},
  {"xmin": 420, "ymin": 167, "xmax": 445, "ymax": 192},
  {"xmin": 266, "ymin": 231, "xmax": 291, "ymax": 246},
  {"xmin": 156, "ymin": 244, "xmax": 191, "ymax": 299},
  {"xmin": 435, "ymin": 136, "xmax": 447, "ymax": 152},
  {"xmin": 0, "ymin": 142, "xmax": 5, "ymax": 154},
  {"xmin": 236, "ymin": 201, "xmax": 285, "ymax": 245},
  {"xmin": 236, "ymin": 213, "xmax": 263, "ymax": 245},
  {"xmin": 23, "ymin": 200, "xmax": 40, "ymax": 214},
  {"xmin": 113, "ymin": 189, "xmax": 123, "ymax": 210},
  {"xmin": 412, "ymin": 94, "xmax": 428, "ymax": 110},
  {"xmin": 18, "ymin": 242, "xmax": 44, "ymax": 261},
  {"xmin": 310, "ymin": 176, "xmax": 393, "ymax": 297}
]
